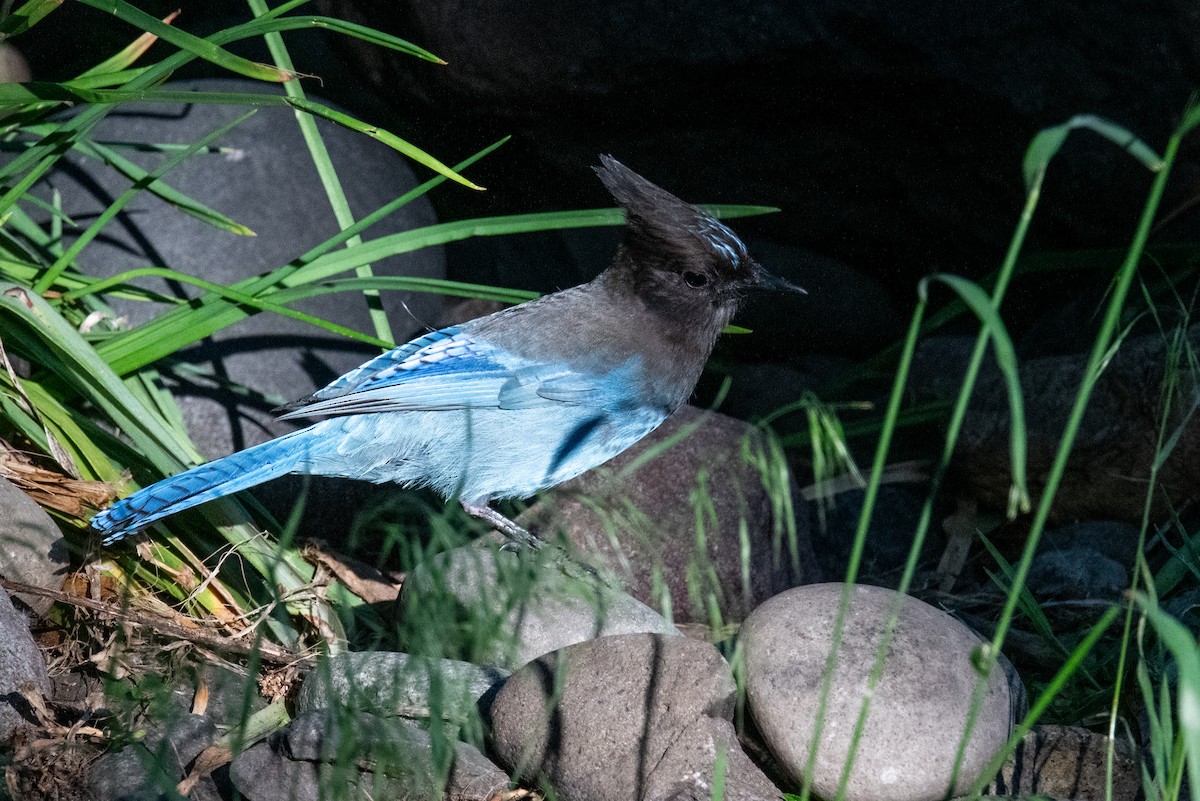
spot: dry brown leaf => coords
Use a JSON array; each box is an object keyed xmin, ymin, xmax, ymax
[
  {"xmin": 177, "ymin": 743, "xmax": 233, "ymax": 797},
  {"xmin": 0, "ymin": 444, "xmax": 120, "ymax": 517},
  {"xmin": 303, "ymin": 543, "xmax": 401, "ymax": 604},
  {"xmin": 191, "ymin": 675, "xmax": 209, "ymax": 717}
]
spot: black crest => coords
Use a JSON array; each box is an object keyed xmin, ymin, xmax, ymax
[{"xmin": 595, "ymin": 155, "xmax": 750, "ymax": 273}]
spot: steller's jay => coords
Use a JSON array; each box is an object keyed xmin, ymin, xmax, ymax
[{"xmin": 91, "ymin": 156, "xmax": 804, "ymax": 547}]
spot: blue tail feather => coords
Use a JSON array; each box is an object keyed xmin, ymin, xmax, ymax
[{"xmin": 92, "ymin": 432, "xmax": 312, "ymax": 544}]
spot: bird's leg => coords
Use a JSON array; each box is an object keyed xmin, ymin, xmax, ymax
[{"xmin": 460, "ymin": 500, "xmax": 544, "ymax": 550}]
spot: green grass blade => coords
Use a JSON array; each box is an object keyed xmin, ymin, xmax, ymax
[
  {"xmin": 1024, "ymin": 115, "xmax": 1163, "ymax": 191},
  {"xmin": 75, "ymin": 0, "xmax": 296, "ymax": 82},
  {"xmin": 798, "ymin": 300, "xmax": 928, "ymax": 801},
  {"xmin": 92, "ymin": 202, "xmax": 770, "ymax": 375},
  {"xmin": 69, "ymin": 136, "xmax": 255, "ymax": 235},
  {"xmin": 0, "ymin": 83, "xmax": 484, "ymax": 192},
  {"xmin": 250, "ymin": 0, "xmax": 394, "ymax": 345},
  {"xmin": 266, "ymin": 276, "xmax": 539, "ymax": 307},
  {"xmin": 965, "ymin": 606, "xmax": 1122, "ymax": 798},
  {"xmin": 61, "ymin": 266, "xmax": 389, "ymax": 348},
  {"xmin": 235, "ymin": 15, "xmax": 445, "ymax": 64},
  {"xmin": 952, "ymin": 100, "xmax": 1193, "ymax": 801},
  {"xmin": 0, "ymin": 284, "xmax": 199, "ymax": 472},
  {"xmin": 77, "ymin": 9, "xmax": 178, "ymax": 77},
  {"xmin": 0, "ymin": 0, "xmax": 62, "ymax": 39},
  {"xmin": 919, "ymin": 273, "xmax": 1029, "ymax": 516},
  {"xmin": 283, "ymin": 96, "xmax": 483, "ymax": 191}
]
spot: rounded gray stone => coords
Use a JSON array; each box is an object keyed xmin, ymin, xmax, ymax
[
  {"xmin": 401, "ymin": 545, "xmax": 678, "ymax": 669},
  {"xmin": 0, "ymin": 477, "xmax": 69, "ymax": 615},
  {"xmin": 0, "ymin": 584, "xmax": 50, "ymax": 744},
  {"xmin": 490, "ymin": 632, "xmax": 780, "ymax": 801},
  {"xmin": 230, "ymin": 708, "xmax": 508, "ymax": 801},
  {"xmin": 297, "ymin": 651, "xmax": 508, "ymax": 720},
  {"xmin": 741, "ymin": 583, "xmax": 1018, "ymax": 801}
]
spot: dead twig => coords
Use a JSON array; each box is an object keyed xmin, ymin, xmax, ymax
[{"xmin": 0, "ymin": 578, "xmax": 307, "ymax": 667}]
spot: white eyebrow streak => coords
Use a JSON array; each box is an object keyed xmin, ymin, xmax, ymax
[{"xmin": 695, "ymin": 217, "xmax": 749, "ymax": 267}]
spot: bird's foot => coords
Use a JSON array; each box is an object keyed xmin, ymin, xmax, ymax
[{"xmin": 460, "ymin": 501, "xmax": 545, "ymax": 550}]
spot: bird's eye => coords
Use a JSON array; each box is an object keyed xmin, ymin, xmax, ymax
[{"xmin": 683, "ymin": 271, "xmax": 708, "ymax": 288}]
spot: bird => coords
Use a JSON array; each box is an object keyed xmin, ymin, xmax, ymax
[{"xmin": 91, "ymin": 156, "xmax": 804, "ymax": 547}]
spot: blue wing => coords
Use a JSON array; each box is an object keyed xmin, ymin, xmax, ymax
[{"xmin": 276, "ymin": 325, "xmax": 625, "ymax": 419}]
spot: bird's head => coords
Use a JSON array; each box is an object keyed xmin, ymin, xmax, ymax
[{"xmin": 596, "ymin": 155, "xmax": 803, "ymax": 329}]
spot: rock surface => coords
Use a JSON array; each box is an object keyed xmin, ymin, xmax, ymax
[
  {"xmin": 1026, "ymin": 520, "xmax": 1138, "ymax": 607},
  {"xmin": 0, "ymin": 584, "xmax": 50, "ymax": 744},
  {"xmin": 88, "ymin": 714, "xmax": 219, "ymax": 801},
  {"xmin": 489, "ymin": 632, "xmax": 780, "ymax": 801},
  {"xmin": 400, "ymin": 545, "xmax": 677, "ymax": 669},
  {"xmin": 990, "ymin": 724, "xmax": 1139, "ymax": 801},
  {"xmin": 522, "ymin": 405, "xmax": 818, "ymax": 623},
  {"xmin": 297, "ymin": 651, "xmax": 508, "ymax": 721},
  {"xmin": 809, "ymin": 485, "xmax": 929, "ymax": 584},
  {"xmin": 0, "ymin": 477, "xmax": 69, "ymax": 615},
  {"xmin": 230, "ymin": 708, "xmax": 508, "ymax": 801},
  {"xmin": 913, "ymin": 327, "xmax": 1200, "ymax": 523},
  {"xmin": 741, "ymin": 583, "xmax": 1019, "ymax": 801}
]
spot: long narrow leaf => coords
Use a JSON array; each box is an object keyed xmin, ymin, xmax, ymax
[
  {"xmin": 250, "ymin": 0, "xmax": 395, "ymax": 344},
  {"xmin": 0, "ymin": 0, "xmax": 62, "ymax": 39},
  {"xmin": 69, "ymin": 136, "xmax": 255, "ymax": 235},
  {"xmin": 75, "ymin": 0, "xmax": 296, "ymax": 82},
  {"xmin": 235, "ymin": 15, "xmax": 445, "ymax": 64},
  {"xmin": 77, "ymin": 9, "xmax": 179, "ymax": 78},
  {"xmin": 919, "ymin": 273, "xmax": 1030, "ymax": 517},
  {"xmin": 0, "ymin": 84, "xmax": 484, "ymax": 191},
  {"xmin": 61, "ymin": 266, "xmax": 389, "ymax": 348},
  {"xmin": 0, "ymin": 284, "xmax": 199, "ymax": 472},
  {"xmin": 1024, "ymin": 115, "xmax": 1163, "ymax": 191}
]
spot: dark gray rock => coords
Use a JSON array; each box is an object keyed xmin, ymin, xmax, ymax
[
  {"xmin": 172, "ymin": 663, "xmax": 267, "ymax": 731},
  {"xmin": 489, "ymin": 633, "xmax": 780, "ymax": 801},
  {"xmin": 32, "ymin": 78, "xmax": 446, "ymax": 461},
  {"xmin": 297, "ymin": 651, "xmax": 508, "ymax": 722},
  {"xmin": 916, "ymin": 326, "xmax": 1200, "ymax": 524},
  {"xmin": 1027, "ymin": 547, "xmax": 1128, "ymax": 602},
  {"xmin": 401, "ymin": 544, "xmax": 677, "ymax": 669},
  {"xmin": 0, "ymin": 584, "xmax": 50, "ymax": 744},
  {"xmin": 230, "ymin": 736, "xmax": 323, "ymax": 801},
  {"xmin": 88, "ymin": 714, "xmax": 218, "ymax": 801},
  {"xmin": 989, "ymin": 724, "xmax": 1139, "ymax": 801},
  {"xmin": 1040, "ymin": 520, "xmax": 1141, "ymax": 566},
  {"xmin": 0, "ymin": 477, "xmax": 69, "ymax": 615},
  {"xmin": 741, "ymin": 583, "xmax": 1019, "ymax": 801},
  {"xmin": 229, "ymin": 708, "xmax": 508, "ymax": 801},
  {"xmin": 809, "ymin": 484, "xmax": 931, "ymax": 584},
  {"xmin": 521, "ymin": 405, "xmax": 818, "ymax": 624}
]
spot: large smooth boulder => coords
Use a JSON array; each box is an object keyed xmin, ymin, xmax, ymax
[{"xmin": 741, "ymin": 583, "xmax": 1021, "ymax": 801}]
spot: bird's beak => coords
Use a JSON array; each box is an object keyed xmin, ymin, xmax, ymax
[{"xmin": 744, "ymin": 262, "xmax": 807, "ymax": 295}]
